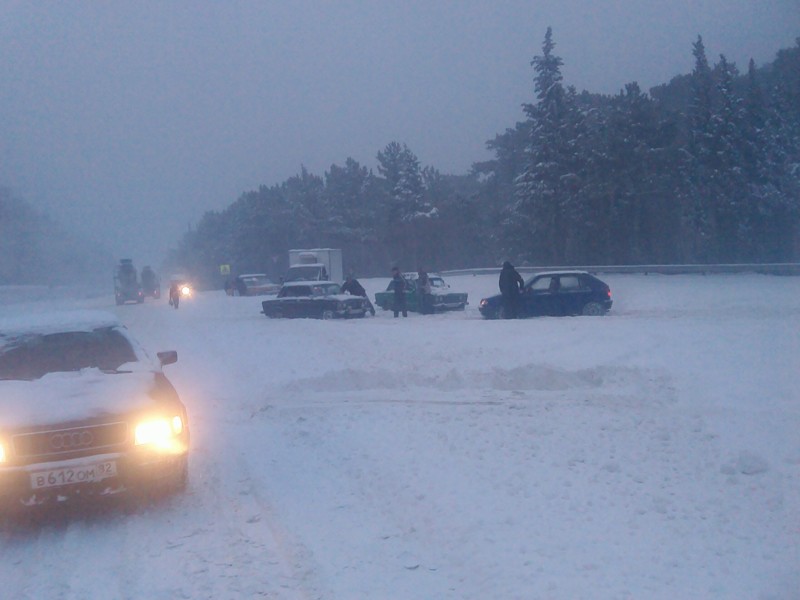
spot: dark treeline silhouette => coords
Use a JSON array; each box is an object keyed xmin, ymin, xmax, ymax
[
  {"xmin": 168, "ymin": 31, "xmax": 800, "ymax": 287},
  {"xmin": 0, "ymin": 188, "xmax": 104, "ymax": 286}
]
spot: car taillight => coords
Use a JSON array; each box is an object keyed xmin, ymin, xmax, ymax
[{"xmin": 607, "ymin": 289, "xmax": 612, "ymax": 298}]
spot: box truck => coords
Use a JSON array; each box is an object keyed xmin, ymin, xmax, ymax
[{"xmin": 285, "ymin": 249, "xmax": 343, "ymax": 283}]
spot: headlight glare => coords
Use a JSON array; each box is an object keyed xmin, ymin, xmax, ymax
[
  {"xmin": 135, "ymin": 416, "xmax": 185, "ymax": 453},
  {"xmin": 171, "ymin": 416, "xmax": 184, "ymax": 435},
  {"xmin": 135, "ymin": 419, "xmax": 172, "ymax": 447},
  {"xmin": 0, "ymin": 441, "xmax": 7, "ymax": 463}
]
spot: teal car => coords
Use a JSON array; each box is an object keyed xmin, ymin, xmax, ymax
[{"xmin": 374, "ymin": 273, "xmax": 468, "ymax": 313}]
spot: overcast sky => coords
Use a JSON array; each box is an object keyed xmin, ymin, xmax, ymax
[{"xmin": 2, "ymin": 1, "xmax": 798, "ymax": 268}]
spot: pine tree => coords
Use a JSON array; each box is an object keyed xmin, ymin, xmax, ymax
[
  {"xmin": 377, "ymin": 142, "xmax": 436, "ymax": 265},
  {"xmin": 513, "ymin": 26, "xmax": 578, "ymax": 264},
  {"xmin": 710, "ymin": 54, "xmax": 750, "ymax": 259},
  {"xmin": 682, "ymin": 35, "xmax": 718, "ymax": 260}
]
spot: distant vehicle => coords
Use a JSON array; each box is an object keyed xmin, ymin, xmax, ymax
[
  {"xmin": 374, "ymin": 272, "xmax": 468, "ymax": 313},
  {"xmin": 261, "ymin": 281, "xmax": 370, "ymax": 319},
  {"xmin": 114, "ymin": 259, "xmax": 144, "ymax": 305},
  {"xmin": 140, "ymin": 266, "xmax": 161, "ymax": 299},
  {"xmin": 285, "ymin": 249, "xmax": 343, "ymax": 283},
  {"xmin": 478, "ymin": 270, "xmax": 612, "ymax": 319},
  {"xmin": 0, "ymin": 311, "xmax": 189, "ymax": 510},
  {"xmin": 233, "ymin": 274, "xmax": 280, "ymax": 296}
]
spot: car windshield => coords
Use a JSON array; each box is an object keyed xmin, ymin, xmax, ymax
[
  {"xmin": 279, "ymin": 286, "xmax": 312, "ymax": 297},
  {"xmin": 429, "ymin": 277, "xmax": 446, "ymax": 288},
  {"xmin": 242, "ymin": 276, "xmax": 270, "ymax": 286},
  {"xmin": 315, "ymin": 284, "xmax": 340, "ymax": 295},
  {"xmin": 285, "ymin": 265, "xmax": 323, "ymax": 281},
  {"xmin": 0, "ymin": 327, "xmax": 138, "ymax": 381}
]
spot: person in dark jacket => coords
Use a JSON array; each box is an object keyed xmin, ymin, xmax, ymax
[
  {"xmin": 498, "ymin": 261, "xmax": 524, "ymax": 318},
  {"xmin": 390, "ymin": 267, "xmax": 408, "ymax": 318},
  {"xmin": 341, "ymin": 273, "xmax": 375, "ymax": 315}
]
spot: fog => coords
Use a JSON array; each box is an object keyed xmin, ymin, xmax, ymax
[{"xmin": 1, "ymin": 1, "xmax": 798, "ymax": 269}]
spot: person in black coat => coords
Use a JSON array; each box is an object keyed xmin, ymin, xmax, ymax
[
  {"xmin": 390, "ymin": 267, "xmax": 408, "ymax": 318},
  {"xmin": 498, "ymin": 261, "xmax": 524, "ymax": 318},
  {"xmin": 341, "ymin": 273, "xmax": 375, "ymax": 315}
]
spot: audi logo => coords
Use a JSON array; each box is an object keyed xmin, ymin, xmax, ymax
[{"xmin": 50, "ymin": 430, "xmax": 94, "ymax": 450}]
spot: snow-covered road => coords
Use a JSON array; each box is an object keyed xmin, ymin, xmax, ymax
[{"xmin": 1, "ymin": 273, "xmax": 799, "ymax": 599}]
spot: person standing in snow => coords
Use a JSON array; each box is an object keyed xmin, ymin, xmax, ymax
[
  {"xmin": 498, "ymin": 261, "xmax": 524, "ymax": 319},
  {"xmin": 417, "ymin": 269, "xmax": 432, "ymax": 314},
  {"xmin": 390, "ymin": 266, "xmax": 408, "ymax": 318}
]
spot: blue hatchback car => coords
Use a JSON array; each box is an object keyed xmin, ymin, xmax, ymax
[{"xmin": 478, "ymin": 270, "xmax": 612, "ymax": 319}]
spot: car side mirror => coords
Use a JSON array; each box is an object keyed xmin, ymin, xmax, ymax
[{"xmin": 157, "ymin": 351, "xmax": 178, "ymax": 366}]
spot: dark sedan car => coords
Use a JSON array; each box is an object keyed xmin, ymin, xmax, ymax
[
  {"xmin": 233, "ymin": 273, "xmax": 281, "ymax": 296},
  {"xmin": 261, "ymin": 282, "xmax": 371, "ymax": 319},
  {"xmin": 479, "ymin": 270, "xmax": 612, "ymax": 319},
  {"xmin": 0, "ymin": 311, "xmax": 189, "ymax": 511}
]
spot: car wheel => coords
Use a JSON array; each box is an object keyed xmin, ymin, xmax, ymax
[
  {"xmin": 322, "ymin": 309, "xmax": 334, "ymax": 320},
  {"xmin": 582, "ymin": 302, "xmax": 604, "ymax": 316}
]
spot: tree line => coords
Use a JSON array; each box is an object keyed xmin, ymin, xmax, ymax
[
  {"xmin": 168, "ymin": 30, "xmax": 800, "ymax": 287},
  {"xmin": 0, "ymin": 188, "xmax": 103, "ymax": 286}
]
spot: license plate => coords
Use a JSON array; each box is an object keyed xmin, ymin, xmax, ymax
[{"xmin": 30, "ymin": 461, "xmax": 118, "ymax": 490}]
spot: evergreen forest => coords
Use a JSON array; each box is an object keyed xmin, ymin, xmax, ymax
[
  {"xmin": 168, "ymin": 31, "xmax": 800, "ymax": 285},
  {"xmin": 0, "ymin": 187, "xmax": 102, "ymax": 285}
]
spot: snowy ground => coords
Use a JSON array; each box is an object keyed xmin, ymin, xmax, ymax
[{"xmin": 1, "ymin": 273, "xmax": 798, "ymax": 599}]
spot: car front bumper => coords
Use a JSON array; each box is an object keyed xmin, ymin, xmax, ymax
[{"xmin": 0, "ymin": 447, "xmax": 188, "ymax": 508}]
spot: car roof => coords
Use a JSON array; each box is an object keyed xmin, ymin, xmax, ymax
[
  {"xmin": 529, "ymin": 270, "xmax": 590, "ymax": 277},
  {"xmin": 281, "ymin": 281, "xmax": 338, "ymax": 287},
  {"xmin": 403, "ymin": 272, "xmax": 443, "ymax": 278},
  {"xmin": 0, "ymin": 310, "xmax": 123, "ymax": 346}
]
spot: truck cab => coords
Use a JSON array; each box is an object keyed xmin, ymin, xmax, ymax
[
  {"xmin": 285, "ymin": 249, "xmax": 342, "ymax": 283},
  {"xmin": 114, "ymin": 259, "xmax": 144, "ymax": 305},
  {"xmin": 284, "ymin": 262, "xmax": 329, "ymax": 282}
]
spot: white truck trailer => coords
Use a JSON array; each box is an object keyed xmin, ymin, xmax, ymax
[{"xmin": 285, "ymin": 248, "xmax": 343, "ymax": 283}]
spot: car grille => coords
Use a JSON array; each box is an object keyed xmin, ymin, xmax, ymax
[{"xmin": 12, "ymin": 422, "xmax": 129, "ymax": 458}]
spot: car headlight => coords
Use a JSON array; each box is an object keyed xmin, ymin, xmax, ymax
[
  {"xmin": 135, "ymin": 416, "xmax": 185, "ymax": 452},
  {"xmin": 180, "ymin": 286, "xmax": 192, "ymax": 297},
  {"xmin": 479, "ymin": 299, "xmax": 488, "ymax": 308},
  {"xmin": 0, "ymin": 440, "xmax": 7, "ymax": 463}
]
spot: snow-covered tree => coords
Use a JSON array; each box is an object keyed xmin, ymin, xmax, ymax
[
  {"xmin": 512, "ymin": 26, "xmax": 580, "ymax": 264},
  {"xmin": 376, "ymin": 142, "xmax": 437, "ymax": 265}
]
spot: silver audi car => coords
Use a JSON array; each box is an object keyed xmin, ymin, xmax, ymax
[{"xmin": 0, "ymin": 311, "xmax": 189, "ymax": 510}]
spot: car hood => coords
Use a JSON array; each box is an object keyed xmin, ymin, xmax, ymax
[
  {"xmin": 265, "ymin": 294, "xmax": 362, "ymax": 302},
  {"xmin": 0, "ymin": 367, "xmax": 160, "ymax": 430}
]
